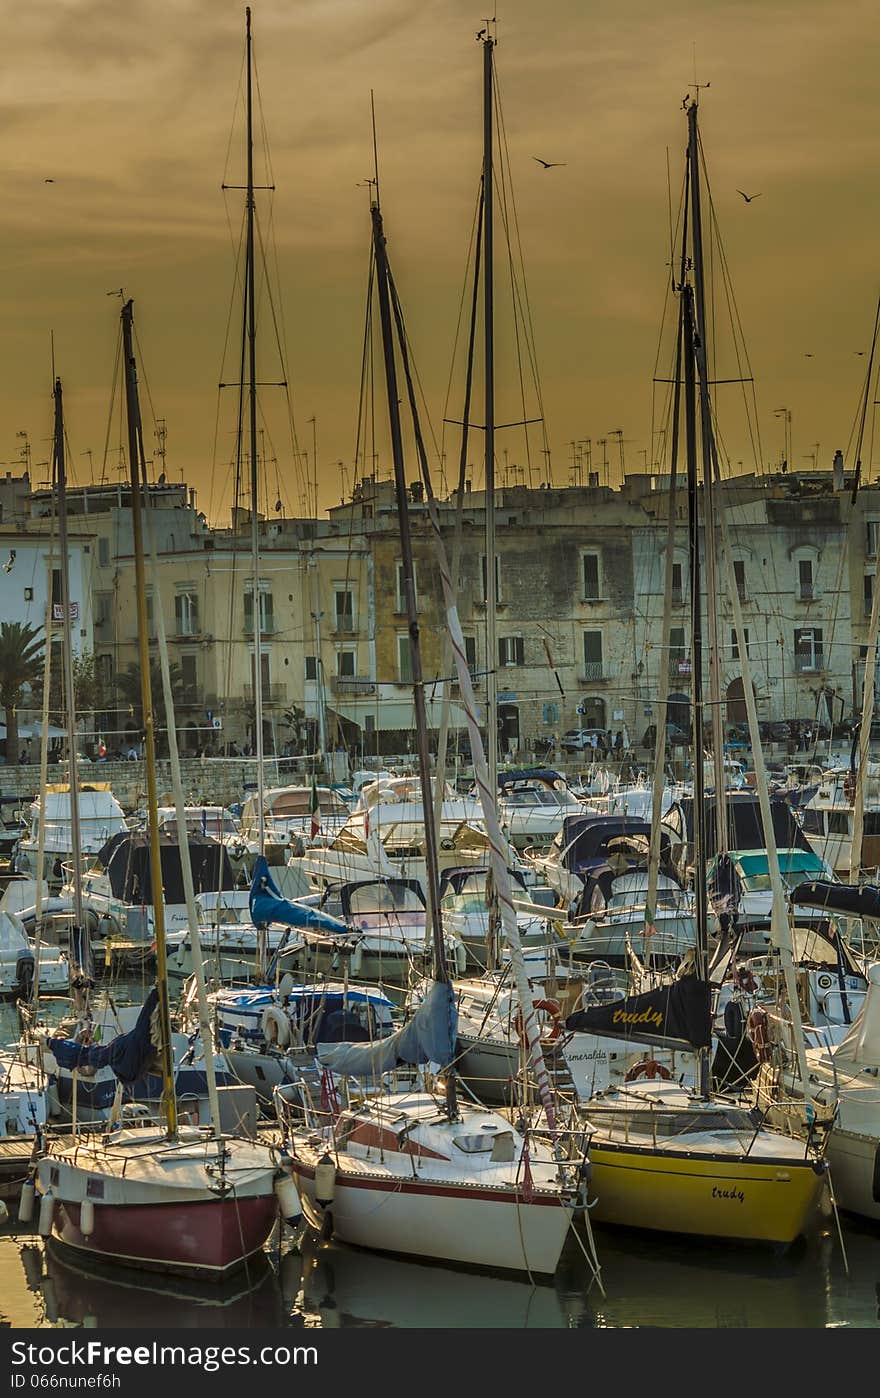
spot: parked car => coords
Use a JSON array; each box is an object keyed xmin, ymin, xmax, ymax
[
  {"xmin": 561, "ymin": 728, "xmax": 609, "ymax": 752},
  {"xmin": 641, "ymin": 723, "xmax": 690, "ymax": 749}
]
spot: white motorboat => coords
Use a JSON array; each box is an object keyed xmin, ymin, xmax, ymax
[
  {"xmin": 166, "ymin": 889, "xmax": 302, "ymax": 988},
  {"xmin": 15, "ymin": 784, "xmax": 128, "ymax": 887}
]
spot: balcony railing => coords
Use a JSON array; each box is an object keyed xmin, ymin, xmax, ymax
[
  {"xmin": 798, "ymin": 585, "xmax": 815, "ymax": 601},
  {"xmin": 580, "ymin": 661, "xmax": 608, "ymax": 682},
  {"xmin": 794, "ymin": 653, "xmax": 824, "ymax": 674},
  {"xmin": 330, "ymin": 675, "xmax": 377, "ymax": 696},
  {"xmin": 242, "ymin": 682, "xmax": 288, "ymax": 704},
  {"xmin": 668, "ymin": 657, "xmax": 692, "ymax": 682}
]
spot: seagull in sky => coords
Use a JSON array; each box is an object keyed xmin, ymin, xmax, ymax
[
  {"xmin": 737, "ymin": 189, "xmax": 762, "ymax": 203},
  {"xmin": 533, "ymin": 156, "xmax": 566, "ymax": 169},
  {"xmin": 3, "ymin": 550, "xmax": 15, "ymax": 573}
]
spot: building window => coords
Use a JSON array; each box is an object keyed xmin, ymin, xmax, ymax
[
  {"xmin": 582, "ymin": 630, "xmax": 603, "ymax": 679},
  {"xmin": 145, "ymin": 589, "xmax": 155, "ymax": 637},
  {"xmin": 305, "ymin": 655, "xmax": 317, "ymax": 681},
  {"xmin": 397, "ymin": 634, "xmax": 412, "ymax": 684},
  {"xmin": 396, "ymin": 562, "xmax": 419, "ymax": 613},
  {"xmin": 336, "ymin": 650, "xmax": 356, "ymax": 677},
  {"xmin": 334, "ymin": 586, "xmax": 354, "ymax": 633},
  {"xmin": 250, "ymin": 651, "xmax": 271, "ymax": 694},
  {"xmin": 175, "ymin": 590, "xmax": 199, "ymax": 637},
  {"xmin": 94, "ymin": 592, "xmax": 113, "ymax": 631},
  {"xmin": 798, "ymin": 558, "xmax": 814, "ymax": 601},
  {"xmin": 733, "ymin": 560, "xmax": 746, "ymax": 601},
  {"xmin": 867, "ymin": 520, "xmax": 879, "ymax": 558},
  {"xmin": 97, "ymin": 537, "xmax": 110, "ymax": 568},
  {"xmin": 480, "ymin": 554, "xmax": 501, "ymax": 603},
  {"xmin": 794, "ymin": 627, "xmax": 823, "ymax": 672},
  {"xmin": 730, "ymin": 628, "xmax": 750, "ymax": 660},
  {"xmin": 180, "ymin": 654, "xmax": 198, "ymax": 703},
  {"xmin": 865, "ymin": 573, "xmax": 874, "ymax": 618},
  {"xmin": 498, "ymin": 636, "xmax": 524, "ymax": 667},
  {"xmin": 669, "ymin": 625, "xmax": 688, "ymax": 677},
  {"xmin": 96, "ymin": 653, "xmax": 113, "ymax": 691},
  {"xmin": 244, "ymin": 588, "xmax": 274, "ymax": 635},
  {"xmin": 671, "ymin": 561, "xmax": 683, "ymax": 606},
  {"xmin": 582, "ymin": 553, "xmax": 600, "ymax": 600},
  {"xmin": 464, "ymin": 634, "xmax": 477, "ymax": 673}
]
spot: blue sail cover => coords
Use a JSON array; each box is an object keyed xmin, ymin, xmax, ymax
[
  {"xmin": 49, "ymin": 988, "xmax": 161, "ymax": 1084},
  {"xmin": 316, "ymin": 980, "xmax": 457, "ymax": 1076},
  {"xmin": 249, "ymin": 857, "xmax": 347, "ymax": 934}
]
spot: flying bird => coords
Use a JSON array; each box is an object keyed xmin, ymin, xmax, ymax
[
  {"xmin": 44, "ymin": 178, "xmax": 54, "ymax": 183},
  {"xmin": 804, "ymin": 352, "xmax": 814, "ymax": 357},
  {"xmin": 533, "ymin": 157, "xmax": 566, "ymax": 169},
  {"xmin": 476, "ymin": 27, "xmax": 487, "ymax": 38},
  {"xmin": 3, "ymin": 550, "xmax": 15, "ymax": 574},
  {"xmin": 737, "ymin": 189, "xmax": 762, "ymax": 203}
]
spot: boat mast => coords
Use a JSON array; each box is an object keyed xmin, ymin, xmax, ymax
[
  {"xmin": 683, "ymin": 281, "xmax": 711, "ymax": 1099},
  {"xmin": 53, "ymin": 377, "xmax": 88, "ymax": 1010},
  {"xmin": 482, "ymin": 33, "xmax": 498, "ymax": 794},
  {"xmin": 121, "ymin": 299, "xmax": 178, "ymax": 1139},
  {"xmin": 686, "ymin": 103, "xmax": 728, "ymax": 853},
  {"xmin": 244, "ymin": 6, "xmax": 266, "ymax": 856},
  {"xmin": 371, "ymin": 197, "xmax": 458, "ymax": 1121}
]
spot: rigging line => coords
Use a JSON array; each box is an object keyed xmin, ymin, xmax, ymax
[
  {"xmin": 440, "ymin": 176, "xmax": 484, "ymax": 494},
  {"xmin": 494, "ymin": 120, "xmax": 535, "ymax": 481},
  {"xmin": 352, "ymin": 242, "xmax": 376, "ymax": 490},
  {"xmin": 99, "ymin": 326, "xmax": 123, "ymax": 487},
  {"xmin": 492, "ymin": 69, "xmax": 551, "ymax": 471},
  {"xmin": 851, "ymin": 293, "xmax": 880, "ymax": 473}
]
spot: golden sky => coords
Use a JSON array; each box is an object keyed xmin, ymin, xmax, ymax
[{"xmin": 1, "ymin": 0, "xmax": 878, "ymax": 523}]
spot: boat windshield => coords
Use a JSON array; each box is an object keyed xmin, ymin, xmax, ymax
[
  {"xmin": 349, "ymin": 884, "xmax": 424, "ymax": 915},
  {"xmin": 592, "ymin": 1106, "xmax": 757, "ymax": 1138}
]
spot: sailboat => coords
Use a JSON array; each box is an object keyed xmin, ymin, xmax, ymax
[
  {"xmin": 34, "ymin": 286, "xmax": 287, "ymax": 1278},
  {"xmin": 277, "ymin": 62, "xmax": 591, "ymax": 1276},
  {"xmin": 563, "ymin": 95, "xmax": 828, "ymax": 1247}
]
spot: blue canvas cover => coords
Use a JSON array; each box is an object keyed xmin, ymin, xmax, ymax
[
  {"xmin": 49, "ymin": 988, "xmax": 161, "ymax": 1083},
  {"xmin": 249, "ymin": 856, "xmax": 347, "ymax": 933}
]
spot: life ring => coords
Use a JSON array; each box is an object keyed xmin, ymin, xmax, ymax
[
  {"xmin": 513, "ymin": 999, "xmax": 563, "ymax": 1045},
  {"xmin": 624, "ymin": 1059, "xmax": 673, "ymax": 1082},
  {"xmin": 261, "ymin": 1005, "xmax": 291, "ymax": 1048},
  {"xmin": 746, "ymin": 1006, "xmax": 771, "ymax": 1062}
]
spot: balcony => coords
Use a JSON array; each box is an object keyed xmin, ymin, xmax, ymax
[
  {"xmin": 798, "ymin": 585, "xmax": 815, "ymax": 602},
  {"xmin": 330, "ymin": 675, "xmax": 377, "ymax": 696},
  {"xmin": 242, "ymin": 682, "xmax": 288, "ymax": 704},
  {"xmin": 242, "ymin": 622, "xmax": 278, "ymax": 637},
  {"xmin": 668, "ymin": 656, "xmax": 692, "ymax": 683},
  {"xmin": 579, "ymin": 661, "xmax": 610, "ymax": 683}
]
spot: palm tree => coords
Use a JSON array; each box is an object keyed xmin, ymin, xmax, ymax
[
  {"xmin": 0, "ymin": 622, "xmax": 44, "ymax": 766},
  {"xmin": 115, "ymin": 659, "xmax": 185, "ymax": 755}
]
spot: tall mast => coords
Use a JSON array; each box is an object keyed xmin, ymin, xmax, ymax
[
  {"xmin": 683, "ymin": 283, "xmax": 711, "ymax": 1100},
  {"xmin": 687, "ymin": 103, "xmax": 728, "ymax": 851},
  {"xmin": 53, "ymin": 378, "xmax": 87, "ymax": 1009},
  {"xmin": 121, "ymin": 299, "xmax": 177, "ymax": 1140},
  {"xmin": 371, "ymin": 198, "xmax": 458, "ymax": 1121},
  {"xmin": 245, "ymin": 5, "xmax": 266, "ymax": 854},
  {"xmin": 481, "ymin": 33, "xmax": 498, "ymax": 795}
]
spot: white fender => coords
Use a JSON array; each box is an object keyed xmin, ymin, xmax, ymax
[
  {"xmin": 261, "ymin": 1006, "xmax": 291, "ymax": 1048},
  {"xmin": 350, "ymin": 943, "xmax": 364, "ymax": 977},
  {"xmin": 0, "ymin": 1200, "xmax": 8, "ymax": 1225},
  {"xmin": 274, "ymin": 1174, "xmax": 302, "ymax": 1225},
  {"xmin": 18, "ymin": 1178, "xmax": 35, "ymax": 1225},
  {"xmin": 79, "ymin": 1198, "xmax": 95, "ymax": 1237},
  {"xmin": 314, "ymin": 1152, "xmax": 336, "ymax": 1207},
  {"xmin": 454, "ymin": 941, "xmax": 467, "ymax": 976},
  {"xmin": 38, "ymin": 1189, "xmax": 55, "ymax": 1238}
]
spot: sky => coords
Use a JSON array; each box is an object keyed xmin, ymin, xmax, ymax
[{"xmin": 1, "ymin": 0, "xmax": 878, "ymax": 523}]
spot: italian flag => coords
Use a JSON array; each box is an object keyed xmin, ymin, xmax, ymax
[{"xmin": 310, "ymin": 776, "xmax": 322, "ymax": 838}]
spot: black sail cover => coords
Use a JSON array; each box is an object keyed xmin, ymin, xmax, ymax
[{"xmin": 565, "ymin": 974, "xmax": 712, "ymax": 1051}]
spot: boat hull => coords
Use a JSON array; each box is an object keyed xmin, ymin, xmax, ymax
[
  {"xmin": 291, "ymin": 1162, "xmax": 571, "ymax": 1279},
  {"xmin": 49, "ymin": 1194, "xmax": 279, "ymax": 1279},
  {"xmin": 588, "ymin": 1142, "xmax": 826, "ymax": 1244},
  {"xmin": 824, "ymin": 1128, "xmax": 880, "ymax": 1223}
]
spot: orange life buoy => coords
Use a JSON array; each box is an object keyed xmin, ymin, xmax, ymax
[
  {"xmin": 747, "ymin": 1006, "xmax": 771, "ymax": 1062},
  {"xmin": 625, "ymin": 1058, "xmax": 673, "ymax": 1082},
  {"xmin": 513, "ymin": 999, "xmax": 563, "ymax": 1045}
]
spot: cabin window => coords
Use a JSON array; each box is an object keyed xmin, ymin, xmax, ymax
[{"xmin": 828, "ymin": 810, "xmax": 849, "ymax": 835}]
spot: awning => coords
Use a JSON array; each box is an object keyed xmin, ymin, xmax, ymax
[{"xmin": 0, "ymin": 722, "xmax": 67, "ymax": 739}]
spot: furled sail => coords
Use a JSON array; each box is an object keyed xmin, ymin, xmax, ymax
[
  {"xmin": 249, "ymin": 856, "xmax": 347, "ymax": 933},
  {"xmin": 48, "ymin": 987, "xmax": 162, "ymax": 1082},
  {"xmin": 789, "ymin": 879, "xmax": 880, "ymax": 920},
  {"xmin": 316, "ymin": 979, "xmax": 457, "ymax": 1076}
]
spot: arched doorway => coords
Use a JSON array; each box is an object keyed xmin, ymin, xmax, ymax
[
  {"xmin": 725, "ymin": 677, "xmax": 754, "ymax": 725},
  {"xmin": 666, "ymin": 692, "xmax": 690, "ymax": 732},
  {"xmin": 581, "ymin": 697, "xmax": 606, "ymax": 729},
  {"xmin": 498, "ymin": 703, "xmax": 520, "ymax": 757}
]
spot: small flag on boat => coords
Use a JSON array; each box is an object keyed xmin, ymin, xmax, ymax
[{"xmin": 310, "ymin": 776, "xmax": 321, "ymax": 838}]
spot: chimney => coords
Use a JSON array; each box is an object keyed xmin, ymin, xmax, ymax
[{"xmin": 832, "ymin": 449, "xmax": 844, "ymax": 492}]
